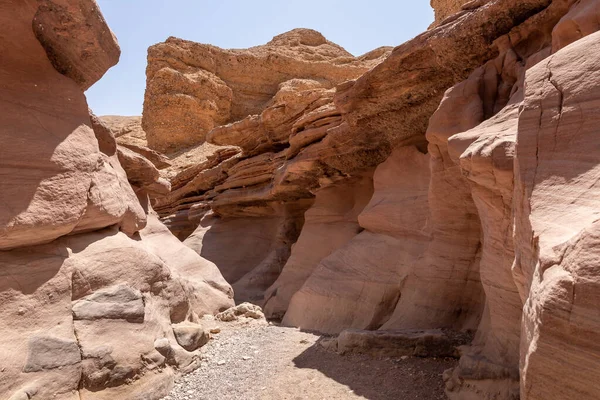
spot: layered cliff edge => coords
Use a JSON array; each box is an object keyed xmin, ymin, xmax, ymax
[{"xmin": 139, "ymin": 0, "xmax": 600, "ymax": 399}]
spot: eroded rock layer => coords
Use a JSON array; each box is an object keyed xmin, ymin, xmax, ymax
[
  {"xmin": 4, "ymin": 0, "xmax": 600, "ymax": 399},
  {"xmin": 142, "ymin": 28, "xmax": 391, "ymax": 153},
  {"xmin": 147, "ymin": 1, "xmax": 600, "ymax": 399},
  {"xmin": 0, "ymin": 2, "xmax": 233, "ymax": 399}
]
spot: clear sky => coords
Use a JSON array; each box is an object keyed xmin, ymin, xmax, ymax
[{"xmin": 86, "ymin": 1, "xmax": 434, "ymax": 116}]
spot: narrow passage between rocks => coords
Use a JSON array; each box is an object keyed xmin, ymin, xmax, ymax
[{"xmin": 162, "ymin": 319, "xmax": 455, "ymax": 400}]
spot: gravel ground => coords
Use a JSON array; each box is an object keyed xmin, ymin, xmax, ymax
[{"xmin": 162, "ymin": 318, "xmax": 456, "ymax": 400}]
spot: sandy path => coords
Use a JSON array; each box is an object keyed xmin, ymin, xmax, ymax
[{"xmin": 162, "ymin": 321, "xmax": 455, "ymax": 400}]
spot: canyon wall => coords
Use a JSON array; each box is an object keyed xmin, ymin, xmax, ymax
[
  {"xmin": 3, "ymin": 0, "xmax": 600, "ymax": 399},
  {"xmin": 430, "ymin": 0, "xmax": 478, "ymax": 25},
  {"xmin": 148, "ymin": 1, "xmax": 600, "ymax": 399},
  {"xmin": 0, "ymin": 2, "xmax": 233, "ymax": 399}
]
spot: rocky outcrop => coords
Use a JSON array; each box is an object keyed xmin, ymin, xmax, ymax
[
  {"xmin": 513, "ymin": 29, "xmax": 600, "ymax": 400},
  {"xmin": 0, "ymin": 2, "xmax": 233, "ymax": 400},
  {"xmin": 184, "ymin": 199, "xmax": 311, "ymax": 304},
  {"xmin": 32, "ymin": 0, "xmax": 121, "ymax": 91},
  {"xmin": 263, "ymin": 172, "xmax": 375, "ymax": 319},
  {"xmin": 280, "ymin": 148, "xmax": 431, "ymax": 333},
  {"xmin": 154, "ymin": 0, "xmax": 567, "ymax": 320},
  {"xmin": 430, "ymin": 0, "xmax": 478, "ymax": 26},
  {"xmin": 6, "ymin": 0, "xmax": 600, "ymax": 398},
  {"xmin": 145, "ymin": 1, "xmax": 600, "ymax": 399},
  {"xmin": 1, "ymin": 1, "xmax": 144, "ymax": 251},
  {"xmin": 142, "ymin": 28, "xmax": 391, "ymax": 152}
]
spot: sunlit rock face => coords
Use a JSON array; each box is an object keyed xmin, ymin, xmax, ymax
[
  {"xmin": 4, "ymin": 0, "xmax": 600, "ymax": 399},
  {"xmin": 147, "ymin": 0, "xmax": 600, "ymax": 399},
  {"xmin": 430, "ymin": 0, "xmax": 474, "ymax": 25},
  {"xmin": 142, "ymin": 28, "xmax": 391, "ymax": 153},
  {"xmin": 0, "ymin": 2, "xmax": 233, "ymax": 399}
]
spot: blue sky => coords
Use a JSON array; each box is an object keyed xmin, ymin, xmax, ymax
[{"xmin": 86, "ymin": 1, "xmax": 434, "ymax": 116}]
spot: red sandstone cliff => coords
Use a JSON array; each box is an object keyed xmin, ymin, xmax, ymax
[{"xmin": 143, "ymin": 1, "xmax": 600, "ymax": 399}]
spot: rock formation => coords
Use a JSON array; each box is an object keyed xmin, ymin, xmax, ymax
[
  {"xmin": 144, "ymin": 0, "xmax": 600, "ymax": 399},
  {"xmin": 3, "ymin": 0, "xmax": 600, "ymax": 399},
  {"xmin": 142, "ymin": 28, "xmax": 391, "ymax": 152},
  {"xmin": 430, "ymin": 0, "xmax": 479, "ymax": 25},
  {"xmin": 0, "ymin": 2, "xmax": 233, "ymax": 399}
]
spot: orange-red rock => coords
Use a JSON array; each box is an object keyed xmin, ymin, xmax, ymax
[{"xmin": 142, "ymin": 29, "xmax": 390, "ymax": 152}]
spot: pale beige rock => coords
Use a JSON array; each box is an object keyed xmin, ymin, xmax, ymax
[
  {"xmin": 514, "ymin": 31, "xmax": 600, "ymax": 400},
  {"xmin": 445, "ymin": 87, "xmax": 523, "ymax": 399},
  {"xmin": 336, "ymin": 0, "xmax": 561, "ymax": 153},
  {"xmin": 172, "ymin": 322, "xmax": 210, "ymax": 351},
  {"xmin": 216, "ymin": 303, "xmax": 266, "ymax": 322},
  {"xmin": 139, "ymin": 214, "xmax": 234, "ymax": 317},
  {"xmin": 33, "ymin": 2, "xmax": 597, "ymax": 400},
  {"xmin": 0, "ymin": 215, "xmax": 233, "ymax": 399},
  {"xmin": 0, "ymin": 2, "xmax": 235, "ymax": 399},
  {"xmin": 72, "ymin": 284, "xmax": 145, "ymax": 323},
  {"xmin": 100, "ymin": 115, "xmax": 147, "ymax": 147},
  {"xmin": 440, "ymin": 3, "xmax": 588, "ymax": 397},
  {"xmin": 430, "ymin": 0, "xmax": 476, "ymax": 26},
  {"xmin": 117, "ymin": 145, "xmax": 172, "ymax": 197},
  {"xmin": 185, "ymin": 214, "xmax": 284, "ymax": 285},
  {"xmin": 283, "ymin": 148, "xmax": 431, "ymax": 334},
  {"xmin": 207, "ymin": 79, "xmax": 334, "ymax": 157},
  {"xmin": 90, "ymin": 111, "xmax": 118, "ymax": 156},
  {"xmin": 143, "ymin": 66, "xmax": 233, "ymax": 152},
  {"xmin": 0, "ymin": 245, "xmax": 81, "ymax": 400},
  {"xmin": 184, "ymin": 201, "xmax": 310, "ymax": 303},
  {"xmin": 263, "ymin": 173, "xmax": 374, "ymax": 319},
  {"xmin": 157, "ymin": 0, "xmax": 573, "ymax": 250},
  {"xmin": 380, "ymin": 80, "xmax": 485, "ymax": 333}
]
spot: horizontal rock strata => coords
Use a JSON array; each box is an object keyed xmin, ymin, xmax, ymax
[{"xmin": 145, "ymin": 1, "xmax": 600, "ymax": 399}]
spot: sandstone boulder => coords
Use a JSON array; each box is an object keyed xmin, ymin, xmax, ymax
[
  {"xmin": 216, "ymin": 303, "xmax": 266, "ymax": 322},
  {"xmin": 32, "ymin": 0, "xmax": 120, "ymax": 90},
  {"xmin": 172, "ymin": 323, "xmax": 210, "ymax": 352}
]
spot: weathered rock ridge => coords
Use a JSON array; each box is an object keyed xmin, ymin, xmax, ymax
[
  {"xmin": 145, "ymin": 1, "xmax": 600, "ymax": 400},
  {"xmin": 142, "ymin": 28, "xmax": 391, "ymax": 153},
  {"xmin": 0, "ymin": 2, "xmax": 233, "ymax": 399}
]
